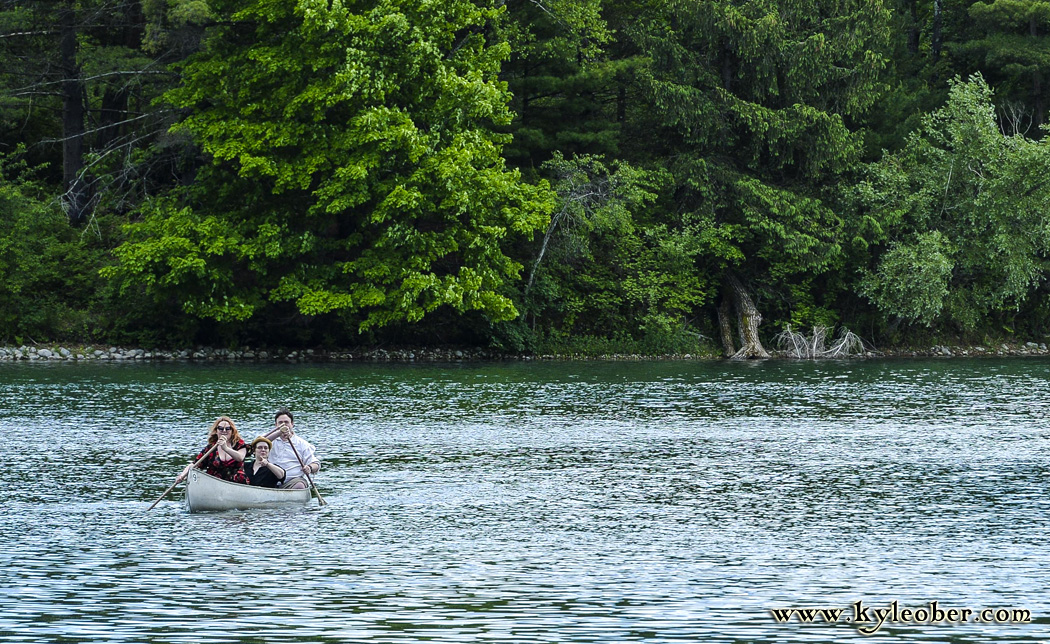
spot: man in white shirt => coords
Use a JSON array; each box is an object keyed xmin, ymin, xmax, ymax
[{"xmin": 266, "ymin": 408, "xmax": 320, "ymax": 489}]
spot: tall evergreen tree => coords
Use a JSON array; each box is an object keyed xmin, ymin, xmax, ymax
[
  {"xmin": 960, "ymin": 0, "xmax": 1050, "ymax": 132},
  {"xmin": 629, "ymin": 0, "xmax": 891, "ymax": 356},
  {"xmin": 498, "ymin": 0, "xmax": 635, "ymax": 170}
]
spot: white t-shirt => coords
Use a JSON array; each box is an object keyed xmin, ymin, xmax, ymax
[{"xmin": 269, "ymin": 434, "xmax": 319, "ymax": 480}]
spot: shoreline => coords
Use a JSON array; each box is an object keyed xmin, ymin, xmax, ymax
[{"xmin": 1, "ymin": 341, "xmax": 1048, "ymax": 362}]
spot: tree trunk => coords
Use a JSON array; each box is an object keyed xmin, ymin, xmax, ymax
[
  {"xmin": 726, "ymin": 274, "xmax": 769, "ymax": 359},
  {"xmin": 525, "ymin": 207, "xmax": 563, "ymax": 294},
  {"xmin": 60, "ymin": 1, "xmax": 89, "ymax": 225},
  {"xmin": 721, "ymin": 41, "xmax": 733, "ymax": 90},
  {"xmin": 98, "ymin": 1, "xmax": 145, "ymax": 150},
  {"xmin": 98, "ymin": 86, "xmax": 129, "ymax": 150},
  {"xmin": 1032, "ymin": 16, "xmax": 1045, "ymax": 132},
  {"xmin": 931, "ymin": 0, "xmax": 942, "ymax": 60},
  {"xmin": 907, "ymin": 0, "xmax": 919, "ymax": 55},
  {"xmin": 717, "ymin": 296, "xmax": 735, "ymax": 357}
]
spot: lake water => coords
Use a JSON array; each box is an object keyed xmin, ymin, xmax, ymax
[{"xmin": 0, "ymin": 358, "xmax": 1047, "ymax": 643}]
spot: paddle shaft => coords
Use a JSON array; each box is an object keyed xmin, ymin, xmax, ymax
[
  {"xmin": 284, "ymin": 434, "xmax": 326, "ymax": 506},
  {"xmin": 147, "ymin": 443, "xmax": 219, "ymax": 511}
]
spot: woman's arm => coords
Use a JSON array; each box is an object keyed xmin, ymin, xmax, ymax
[
  {"xmin": 176, "ymin": 446, "xmax": 210, "ymax": 482},
  {"xmin": 216, "ymin": 439, "xmax": 247, "ymax": 463},
  {"xmin": 265, "ymin": 462, "xmax": 285, "ymax": 479}
]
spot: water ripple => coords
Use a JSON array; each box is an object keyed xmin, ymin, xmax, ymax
[{"xmin": 1, "ymin": 358, "xmax": 1048, "ymax": 642}]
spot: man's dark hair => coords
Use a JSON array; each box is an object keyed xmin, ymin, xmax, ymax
[{"xmin": 274, "ymin": 408, "xmax": 294, "ymax": 423}]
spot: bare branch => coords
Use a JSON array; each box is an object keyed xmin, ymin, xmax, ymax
[
  {"xmin": 997, "ymin": 101, "xmax": 1032, "ymax": 137},
  {"xmin": 527, "ymin": 0, "xmax": 559, "ymax": 21},
  {"xmin": 775, "ymin": 325, "xmax": 865, "ymax": 358},
  {"xmin": 7, "ymin": 69, "xmax": 174, "ymax": 94},
  {"xmin": 8, "ymin": 90, "xmax": 64, "ymax": 98},
  {"xmin": 39, "ymin": 109, "xmax": 174, "ymax": 144},
  {"xmin": 0, "ymin": 30, "xmax": 57, "ymax": 39}
]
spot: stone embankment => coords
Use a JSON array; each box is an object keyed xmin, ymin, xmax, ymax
[
  {"xmin": 0, "ymin": 345, "xmax": 498, "ymax": 363},
  {"xmin": 867, "ymin": 342, "xmax": 1048, "ymax": 358},
  {"xmin": 1, "ymin": 342, "xmax": 1048, "ymax": 362}
]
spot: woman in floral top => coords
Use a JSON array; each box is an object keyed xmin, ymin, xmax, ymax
[{"xmin": 175, "ymin": 416, "xmax": 248, "ymax": 485}]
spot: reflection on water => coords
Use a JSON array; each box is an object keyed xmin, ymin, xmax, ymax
[{"xmin": 1, "ymin": 359, "xmax": 1048, "ymax": 642}]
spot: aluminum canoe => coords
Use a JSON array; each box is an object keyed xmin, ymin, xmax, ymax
[{"xmin": 185, "ymin": 469, "xmax": 312, "ymax": 512}]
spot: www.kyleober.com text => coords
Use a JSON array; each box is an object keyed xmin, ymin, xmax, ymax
[{"xmin": 770, "ymin": 600, "xmax": 1032, "ymax": 635}]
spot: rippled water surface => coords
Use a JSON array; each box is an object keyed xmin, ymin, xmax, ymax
[{"xmin": 1, "ymin": 358, "xmax": 1048, "ymax": 643}]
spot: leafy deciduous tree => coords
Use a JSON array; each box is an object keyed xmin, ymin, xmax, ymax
[
  {"xmin": 858, "ymin": 74, "xmax": 1050, "ymax": 329},
  {"xmin": 106, "ymin": 0, "xmax": 554, "ymax": 333}
]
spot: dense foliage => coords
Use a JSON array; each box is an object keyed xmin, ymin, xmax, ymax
[{"xmin": 4, "ymin": 0, "xmax": 1050, "ymax": 352}]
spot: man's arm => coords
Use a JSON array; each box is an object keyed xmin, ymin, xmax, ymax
[{"xmin": 300, "ymin": 439, "xmax": 320, "ymax": 474}]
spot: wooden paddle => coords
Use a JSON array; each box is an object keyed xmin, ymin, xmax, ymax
[
  {"xmin": 147, "ymin": 443, "xmax": 218, "ymax": 511},
  {"xmin": 283, "ymin": 433, "xmax": 327, "ymax": 506}
]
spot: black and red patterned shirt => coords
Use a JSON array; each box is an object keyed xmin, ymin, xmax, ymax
[{"xmin": 194, "ymin": 439, "xmax": 248, "ymax": 484}]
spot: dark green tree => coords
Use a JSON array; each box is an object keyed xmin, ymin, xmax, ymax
[
  {"xmin": 497, "ymin": 0, "xmax": 638, "ymax": 170},
  {"xmin": 629, "ymin": 0, "xmax": 892, "ymax": 357},
  {"xmin": 960, "ymin": 0, "xmax": 1050, "ymax": 132},
  {"xmin": 0, "ymin": 1, "xmax": 182, "ymax": 224}
]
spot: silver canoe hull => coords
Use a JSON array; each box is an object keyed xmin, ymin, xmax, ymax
[{"xmin": 185, "ymin": 469, "xmax": 312, "ymax": 512}]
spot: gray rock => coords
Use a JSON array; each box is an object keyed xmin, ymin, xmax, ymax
[{"xmin": 38, "ymin": 349, "xmax": 53, "ymax": 358}]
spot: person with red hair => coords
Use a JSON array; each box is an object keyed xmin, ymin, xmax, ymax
[{"xmin": 175, "ymin": 416, "xmax": 248, "ymax": 484}]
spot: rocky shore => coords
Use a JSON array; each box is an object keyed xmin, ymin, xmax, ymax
[
  {"xmin": 1, "ymin": 341, "xmax": 1049, "ymax": 362},
  {"xmin": 872, "ymin": 342, "xmax": 1049, "ymax": 358},
  {"xmin": 0, "ymin": 345, "xmax": 501, "ymax": 363}
]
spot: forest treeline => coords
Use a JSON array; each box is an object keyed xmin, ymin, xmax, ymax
[{"xmin": 3, "ymin": 0, "xmax": 1050, "ymax": 355}]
